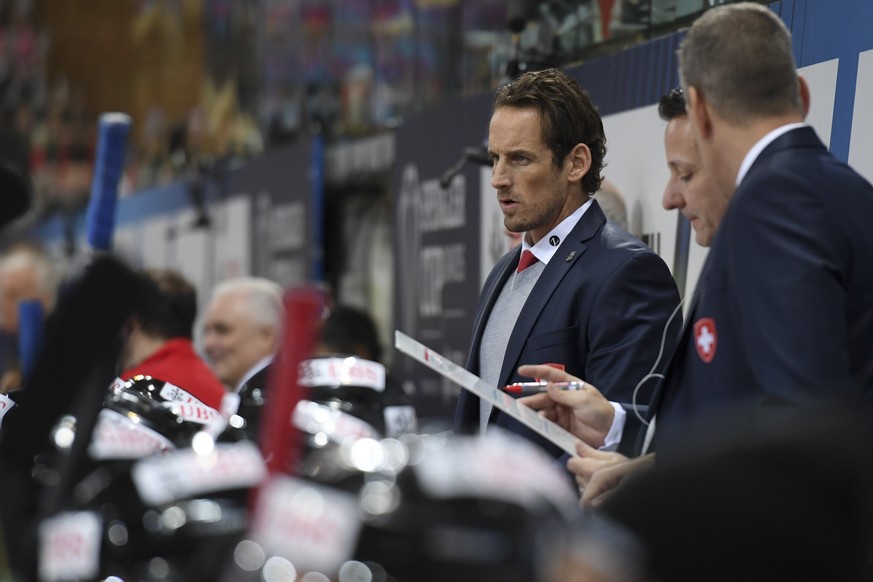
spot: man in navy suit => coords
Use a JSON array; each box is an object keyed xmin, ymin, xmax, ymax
[
  {"xmin": 656, "ymin": 1, "xmax": 873, "ymax": 451},
  {"xmin": 454, "ymin": 68, "xmax": 681, "ymax": 458},
  {"xmin": 523, "ymin": 3, "xmax": 873, "ymax": 503}
]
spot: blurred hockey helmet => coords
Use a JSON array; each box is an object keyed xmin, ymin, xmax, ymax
[
  {"xmin": 37, "ymin": 376, "xmax": 262, "ymax": 581},
  {"xmin": 233, "ymin": 428, "xmax": 579, "ymax": 582},
  {"xmin": 297, "ymin": 356, "xmax": 417, "ymax": 439},
  {"xmin": 95, "ymin": 375, "xmax": 227, "ymax": 453}
]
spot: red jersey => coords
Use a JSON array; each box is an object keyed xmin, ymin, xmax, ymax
[{"xmin": 122, "ymin": 338, "xmax": 226, "ymax": 410}]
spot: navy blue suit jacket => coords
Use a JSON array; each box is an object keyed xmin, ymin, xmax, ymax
[
  {"xmin": 654, "ymin": 126, "xmax": 873, "ymax": 454},
  {"xmin": 454, "ymin": 200, "xmax": 681, "ymax": 457}
]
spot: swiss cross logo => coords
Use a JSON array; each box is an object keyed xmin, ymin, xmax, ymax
[{"xmin": 693, "ymin": 318, "xmax": 717, "ymax": 363}]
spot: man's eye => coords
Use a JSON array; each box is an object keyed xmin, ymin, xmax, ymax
[{"xmin": 680, "ymin": 173, "xmax": 693, "ymax": 183}]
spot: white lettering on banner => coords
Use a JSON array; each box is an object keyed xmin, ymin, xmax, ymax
[
  {"xmin": 155, "ymin": 383, "xmax": 225, "ymax": 429},
  {"xmin": 419, "ymin": 175, "xmax": 466, "ymax": 232},
  {"xmin": 327, "ymin": 133, "xmax": 394, "ymax": 181},
  {"xmin": 252, "ymin": 476, "xmax": 361, "ymax": 576},
  {"xmin": 254, "ymin": 194, "xmax": 307, "ymax": 287},
  {"xmin": 269, "ymin": 202, "xmax": 305, "ymax": 250},
  {"xmin": 298, "ymin": 357, "xmax": 386, "ymax": 391},
  {"xmin": 89, "ymin": 408, "xmax": 175, "ymax": 460},
  {"xmin": 39, "ymin": 511, "xmax": 102, "ymax": 582},
  {"xmin": 419, "ymin": 243, "xmax": 467, "ymax": 317},
  {"xmin": 165, "ymin": 402, "xmax": 224, "ymax": 426},
  {"xmin": 131, "ymin": 441, "xmax": 267, "ymax": 506}
]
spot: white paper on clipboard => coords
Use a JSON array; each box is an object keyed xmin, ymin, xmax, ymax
[{"xmin": 394, "ymin": 331, "xmax": 579, "ymax": 456}]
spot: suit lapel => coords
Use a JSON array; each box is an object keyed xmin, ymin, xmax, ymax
[
  {"xmin": 648, "ymin": 228, "xmax": 715, "ymax": 420},
  {"xmin": 496, "ymin": 201, "xmax": 606, "ymax": 386}
]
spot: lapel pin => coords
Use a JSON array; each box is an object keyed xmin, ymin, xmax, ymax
[{"xmin": 566, "ymin": 250, "xmax": 577, "ymax": 262}]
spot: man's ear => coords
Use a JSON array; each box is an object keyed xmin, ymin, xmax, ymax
[
  {"xmin": 798, "ymin": 75, "xmax": 811, "ymax": 118},
  {"xmin": 567, "ymin": 143, "xmax": 592, "ymax": 183},
  {"xmin": 686, "ymin": 86, "xmax": 713, "ymax": 141},
  {"xmin": 262, "ymin": 325, "xmax": 281, "ymax": 353}
]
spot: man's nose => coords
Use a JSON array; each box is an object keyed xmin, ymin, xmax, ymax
[
  {"xmin": 662, "ymin": 179, "xmax": 685, "ymax": 211},
  {"xmin": 491, "ymin": 160, "xmax": 510, "ymax": 190}
]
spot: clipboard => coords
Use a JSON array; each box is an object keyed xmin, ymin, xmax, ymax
[{"xmin": 394, "ymin": 331, "xmax": 579, "ymax": 456}]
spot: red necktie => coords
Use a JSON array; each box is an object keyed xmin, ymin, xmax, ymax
[{"xmin": 517, "ymin": 250, "xmax": 539, "ymax": 272}]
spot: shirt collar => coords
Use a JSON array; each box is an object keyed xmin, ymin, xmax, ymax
[
  {"xmin": 520, "ymin": 198, "xmax": 593, "ymax": 265},
  {"xmin": 736, "ymin": 122, "xmax": 807, "ymax": 186},
  {"xmin": 235, "ymin": 355, "xmax": 274, "ymax": 393}
]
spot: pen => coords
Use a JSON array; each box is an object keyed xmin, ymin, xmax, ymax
[{"xmin": 504, "ymin": 381, "xmax": 585, "ymax": 394}]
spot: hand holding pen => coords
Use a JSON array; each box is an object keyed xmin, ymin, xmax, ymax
[
  {"xmin": 514, "ymin": 364, "xmax": 614, "ymax": 449},
  {"xmin": 504, "ymin": 381, "xmax": 586, "ymax": 394}
]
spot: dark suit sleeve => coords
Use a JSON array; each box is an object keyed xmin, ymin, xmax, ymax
[
  {"xmin": 584, "ymin": 250, "xmax": 681, "ymax": 453},
  {"xmin": 723, "ymin": 169, "xmax": 853, "ymax": 405}
]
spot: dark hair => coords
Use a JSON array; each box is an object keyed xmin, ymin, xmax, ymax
[
  {"xmin": 135, "ymin": 269, "xmax": 197, "ymax": 340},
  {"xmin": 318, "ymin": 305, "xmax": 383, "ymax": 363},
  {"xmin": 494, "ymin": 68, "xmax": 606, "ymax": 195},
  {"xmin": 658, "ymin": 87, "xmax": 687, "ymax": 121}
]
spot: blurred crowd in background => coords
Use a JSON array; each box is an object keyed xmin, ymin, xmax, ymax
[{"xmin": 0, "ymin": 0, "xmax": 729, "ymax": 224}]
